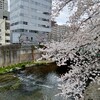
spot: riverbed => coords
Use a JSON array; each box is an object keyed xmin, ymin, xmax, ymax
[
  {"xmin": 0, "ymin": 65, "xmax": 100, "ymax": 100},
  {"xmin": 0, "ymin": 70, "xmax": 64, "ymax": 100}
]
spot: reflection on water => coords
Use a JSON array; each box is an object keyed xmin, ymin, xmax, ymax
[{"xmin": 0, "ymin": 72, "xmax": 63, "ymax": 100}]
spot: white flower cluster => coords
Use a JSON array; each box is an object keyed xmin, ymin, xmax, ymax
[{"xmin": 39, "ymin": 0, "xmax": 100, "ymax": 99}]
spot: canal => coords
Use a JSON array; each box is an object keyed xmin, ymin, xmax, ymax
[
  {"xmin": 0, "ymin": 65, "xmax": 64, "ymax": 100},
  {"xmin": 0, "ymin": 64, "xmax": 100, "ymax": 100}
]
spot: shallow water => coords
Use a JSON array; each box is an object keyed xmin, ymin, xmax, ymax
[
  {"xmin": 0, "ymin": 68, "xmax": 100, "ymax": 100},
  {"xmin": 0, "ymin": 72, "xmax": 63, "ymax": 100}
]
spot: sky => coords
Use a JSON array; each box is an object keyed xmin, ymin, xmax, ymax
[
  {"xmin": 7, "ymin": 0, "xmax": 68, "ymax": 25},
  {"xmin": 55, "ymin": 6, "xmax": 69, "ymax": 25}
]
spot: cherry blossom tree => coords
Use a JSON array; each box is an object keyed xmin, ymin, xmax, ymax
[{"xmin": 39, "ymin": 0, "xmax": 100, "ymax": 99}]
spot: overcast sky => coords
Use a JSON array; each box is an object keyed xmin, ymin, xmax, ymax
[
  {"xmin": 55, "ymin": 6, "xmax": 69, "ymax": 25},
  {"xmin": 7, "ymin": 0, "xmax": 68, "ymax": 25}
]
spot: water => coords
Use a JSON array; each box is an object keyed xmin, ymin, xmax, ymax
[
  {"xmin": 0, "ymin": 71, "xmax": 63, "ymax": 100},
  {"xmin": 0, "ymin": 68, "xmax": 99, "ymax": 100}
]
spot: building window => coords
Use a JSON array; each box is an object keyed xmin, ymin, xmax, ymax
[
  {"xmin": 29, "ymin": 30, "xmax": 38, "ymax": 33},
  {"xmin": 26, "ymin": 37, "xmax": 28, "ymax": 40},
  {"xmin": 38, "ymin": 24, "xmax": 50, "ymax": 28},
  {"xmin": 6, "ymin": 33, "xmax": 10, "ymax": 36},
  {"xmin": 11, "ymin": 29, "xmax": 28, "ymax": 32},
  {"xmin": 31, "ymin": 37, "xmax": 33, "ymax": 41},
  {"xmin": 23, "ymin": 21, "xmax": 28, "ymax": 25},
  {"xmin": 6, "ymin": 40, "xmax": 10, "ymax": 42},
  {"xmin": 43, "ymin": 12, "xmax": 50, "ymax": 15},
  {"xmin": 0, "ymin": 36, "xmax": 2, "ymax": 39},
  {"xmin": 5, "ymin": 22, "xmax": 10, "ymax": 30},
  {"xmin": 11, "ymin": 21, "xmax": 28, "ymax": 26},
  {"xmin": 3, "ymin": 16, "xmax": 8, "ymax": 20},
  {"xmin": 19, "ymin": 29, "xmax": 28, "ymax": 32}
]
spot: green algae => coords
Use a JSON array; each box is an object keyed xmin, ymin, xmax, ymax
[
  {"xmin": 0, "ymin": 61, "xmax": 52, "ymax": 74},
  {"xmin": 0, "ymin": 74, "xmax": 21, "ymax": 92}
]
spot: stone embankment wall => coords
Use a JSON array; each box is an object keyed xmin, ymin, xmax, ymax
[{"xmin": 0, "ymin": 44, "xmax": 41, "ymax": 67}]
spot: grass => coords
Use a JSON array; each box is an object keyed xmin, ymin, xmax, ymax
[{"xmin": 0, "ymin": 61, "xmax": 52, "ymax": 74}]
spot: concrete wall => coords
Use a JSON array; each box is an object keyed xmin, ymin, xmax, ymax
[{"xmin": 0, "ymin": 44, "xmax": 41, "ymax": 67}]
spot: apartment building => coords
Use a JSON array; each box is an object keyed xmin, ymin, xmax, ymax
[
  {"xmin": 48, "ymin": 24, "xmax": 67, "ymax": 42},
  {"xmin": 0, "ymin": 19, "xmax": 10, "ymax": 45},
  {"xmin": 0, "ymin": 0, "xmax": 9, "ymax": 19},
  {"xmin": 10, "ymin": 0, "xmax": 52, "ymax": 44},
  {"xmin": 0, "ymin": 0, "xmax": 10, "ymax": 45},
  {"xmin": 0, "ymin": 0, "xmax": 8, "ymax": 10}
]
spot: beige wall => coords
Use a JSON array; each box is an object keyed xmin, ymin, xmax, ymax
[{"xmin": 0, "ymin": 44, "xmax": 42, "ymax": 67}]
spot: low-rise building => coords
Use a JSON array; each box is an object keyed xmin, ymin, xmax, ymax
[
  {"xmin": 0, "ymin": 0, "xmax": 10, "ymax": 45},
  {"xmin": 0, "ymin": 19, "xmax": 10, "ymax": 45}
]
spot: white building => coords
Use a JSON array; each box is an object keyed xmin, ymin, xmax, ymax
[
  {"xmin": 0, "ymin": 19, "xmax": 10, "ymax": 45},
  {"xmin": 0, "ymin": 0, "xmax": 8, "ymax": 11},
  {"xmin": 0, "ymin": 0, "xmax": 10, "ymax": 45},
  {"xmin": 10, "ymin": 0, "xmax": 52, "ymax": 44},
  {"xmin": 0, "ymin": 0, "xmax": 9, "ymax": 19}
]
